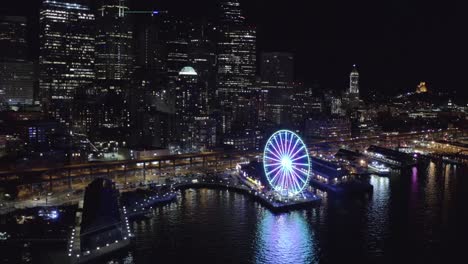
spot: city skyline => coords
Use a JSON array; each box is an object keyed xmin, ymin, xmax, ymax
[{"xmin": 1, "ymin": 0, "xmax": 466, "ymax": 99}]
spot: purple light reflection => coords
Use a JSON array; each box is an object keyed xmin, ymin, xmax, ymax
[{"xmin": 255, "ymin": 211, "xmax": 316, "ymax": 263}]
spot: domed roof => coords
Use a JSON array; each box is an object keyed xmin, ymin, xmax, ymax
[{"xmin": 179, "ymin": 66, "xmax": 197, "ymax": 76}]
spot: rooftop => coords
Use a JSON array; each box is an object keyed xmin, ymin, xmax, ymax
[{"xmin": 179, "ymin": 66, "xmax": 197, "ymax": 76}]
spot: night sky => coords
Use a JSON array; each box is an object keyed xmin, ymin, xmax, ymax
[{"xmin": 2, "ymin": 0, "xmax": 467, "ymax": 99}]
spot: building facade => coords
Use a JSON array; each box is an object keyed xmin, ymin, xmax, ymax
[
  {"xmin": 304, "ymin": 116, "xmax": 351, "ymax": 141},
  {"xmin": 260, "ymin": 52, "xmax": 294, "ymax": 84},
  {"xmin": 0, "ymin": 16, "xmax": 34, "ymax": 105},
  {"xmin": 349, "ymin": 64, "xmax": 359, "ymax": 95},
  {"xmin": 93, "ymin": 0, "xmax": 133, "ymax": 134},
  {"xmin": 39, "ymin": 0, "xmax": 95, "ymax": 127},
  {"xmin": 217, "ymin": 0, "xmax": 257, "ymax": 134}
]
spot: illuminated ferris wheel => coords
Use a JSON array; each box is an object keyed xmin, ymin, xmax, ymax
[{"xmin": 263, "ymin": 130, "xmax": 311, "ymax": 197}]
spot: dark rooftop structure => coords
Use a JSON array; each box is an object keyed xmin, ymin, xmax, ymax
[
  {"xmin": 366, "ymin": 145, "xmax": 416, "ymax": 167},
  {"xmin": 310, "ymin": 156, "xmax": 349, "ymax": 179},
  {"xmin": 335, "ymin": 149, "xmax": 365, "ymax": 162},
  {"xmin": 80, "ymin": 178, "xmax": 122, "ymax": 251}
]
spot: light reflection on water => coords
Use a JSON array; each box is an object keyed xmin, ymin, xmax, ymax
[
  {"xmin": 367, "ymin": 175, "xmax": 390, "ymax": 256},
  {"xmin": 254, "ymin": 211, "xmax": 316, "ymax": 264}
]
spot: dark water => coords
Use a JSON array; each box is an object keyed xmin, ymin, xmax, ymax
[
  {"xmin": 98, "ymin": 162, "xmax": 467, "ymax": 264},
  {"xmin": 33, "ymin": 162, "xmax": 468, "ymax": 263}
]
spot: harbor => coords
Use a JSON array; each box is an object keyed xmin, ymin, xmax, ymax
[{"xmin": 1, "ymin": 133, "xmax": 467, "ymax": 263}]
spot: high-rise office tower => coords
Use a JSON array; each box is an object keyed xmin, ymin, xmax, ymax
[
  {"xmin": 39, "ymin": 0, "xmax": 95, "ymax": 127},
  {"xmin": 217, "ymin": 0, "xmax": 257, "ymax": 133},
  {"xmin": 176, "ymin": 66, "xmax": 216, "ymax": 151},
  {"xmin": 189, "ymin": 21, "xmax": 217, "ymax": 113},
  {"xmin": 128, "ymin": 11, "xmax": 175, "ymax": 148},
  {"xmin": 349, "ymin": 64, "xmax": 360, "ymax": 96},
  {"xmin": 220, "ymin": 0, "xmax": 244, "ymax": 25},
  {"xmin": 95, "ymin": 0, "xmax": 133, "ymax": 82},
  {"xmin": 175, "ymin": 67, "xmax": 200, "ymax": 149},
  {"xmin": 0, "ymin": 16, "xmax": 34, "ymax": 105},
  {"xmin": 159, "ymin": 14, "xmax": 191, "ymax": 81},
  {"xmin": 0, "ymin": 16, "xmax": 28, "ymax": 60},
  {"xmin": 331, "ymin": 97, "xmax": 345, "ymax": 116},
  {"xmin": 344, "ymin": 64, "xmax": 360, "ymax": 110},
  {"xmin": 259, "ymin": 52, "xmax": 295, "ymax": 126},
  {"xmin": 133, "ymin": 12, "xmax": 165, "ymax": 73},
  {"xmin": 260, "ymin": 52, "xmax": 294, "ymax": 84},
  {"xmin": 94, "ymin": 0, "xmax": 134, "ymax": 133}
]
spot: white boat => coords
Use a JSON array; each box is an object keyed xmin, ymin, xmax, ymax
[{"xmin": 368, "ymin": 161, "xmax": 390, "ymax": 175}]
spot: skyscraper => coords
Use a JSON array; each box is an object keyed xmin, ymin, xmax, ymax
[
  {"xmin": 0, "ymin": 16, "xmax": 28, "ymax": 60},
  {"xmin": 39, "ymin": 0, "xmax": 95, "ymax": 127},
  {"xmin": 349, "ymin": 64, "xmax": 360, "ymax": 96},
  {"xmin": 133, "ymin": 11, "xmax": 165, "ymax": 73},
  {"xmin": 95, "ymin": 0, "xmax": 133, "ymax": 82},
  {"xmin": 94, "ymin": 0, "xmax": 134, "ymax": 133},
  {"xmin": 178, "ymin": 65, "xmax": 216, "ymax": 151},
  {"xmin": 0, "ymin": 16, "xmax": 34, "ymax": 105},
  {"xmin": 217, "ymin": 0, "xmax": 257, "ymax": 134},
  {"xmin": 175, "ymin": 67, "xmax": 204, "ymax": 150},
  {"xmin": 217, "ymin": 27, "xmax": 257, "ymax": 99},
  {"xmin": 259, "ymin": 52, "xmax": 295, "ymax": 126},
  {"xmin": 260, "ymin": 52, "xmax": 294, "ymax": 84},
  {"xmin": 159, "ymin": 14, "xmax": 191, "ymax": 82},
  {"xmin": 189, "ymin": 21, "xmax": 218, "ymax": 113}
]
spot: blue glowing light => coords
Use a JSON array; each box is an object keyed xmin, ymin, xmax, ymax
[
  {"xmin": 263, "ymin": 130, "xmax": 311, "ymax": 197},
  {"xmin": 153, "ymin": 11, "xmax": 159, "ymax": 14},
  {"xmin": 49, "ymin": 210, "xmax": 59, "ymax": 219}
]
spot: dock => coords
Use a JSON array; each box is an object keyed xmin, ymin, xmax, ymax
[
  {"xmin": 69, "ymin": 179, "xmax": 132, "ymax": 264},
  {"xmin": 175, "ymin": 181, "xmax": 321, "ymax": 213}
]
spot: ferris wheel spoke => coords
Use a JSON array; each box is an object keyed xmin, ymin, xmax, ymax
[
  {"xmin": 266, "ymin": 164, "xmax": 283, "ymax": 176},
  {"xmin": 287, "ymin": 169, "xmax": 294, "ymax": 190},
  {"xmin": 277, "ymin": 133, "xmax": 284, "ymax": 156},
  {"xmin": 282, "ymin": 167, "xmax": 290, "ymax": 189},
  {"xmin": 270, "ymin": 167, "xmax": 284, "ymax": 187},
  {"xmin": 286, "ymin": 132, "xmax": 294, "ymax": 157},
  {"xmin": 283, "ymin": 132, "xmax": 291, "ymax": 158},
  {"xmin": 289, "ymin": 169, "xmax": 304, "ymax": 192},
  {"xmin": 292, "ymin": 167, "xmax": 309, "ymax": 183},
  {"xmin": 291, "ymin": 154, "xmax": 308, "ymax": 162},
  {"xmin": 280, "ymin": 132, "xmax": 288, "ymax": 156},
  {"xmin": 287, "ymin": 137, "xmax": 301, "ymax": 157},
  {"xmin": 289, "ymin": 171, "xmax": 298, "ymax": 192},
  {"xmin": 264, "ymin": 154, "xmax": 281, "ymax": 163},
  {"xmin": 275, "ymin": 166, "xmax": 285, "ymax": 188},
  {"xmin": 267, "ymin": 141, "xmax": 283, "ymax": 160},
  {"xmin": 291, "ymin": 170, "xmax": 303, "ymax": 193},
  {"xmin": 280, "ymin": 168, "xmax": 288, "ymax": 190},
  {"xmin": 282, "ymin": 131, "xmax": 289, "ymax": 157},
  {"xmin": 292, "ymin": 162, "xmax": 309, "ymax": 167},
  {"xmin": 271, "ymin": 136, "xmax": 280, "ymax": 155},
  {"xmin": 273, "ymin": 135, "xmax": 285, "ymax": 156},
  {"xmin": 268, "ymin": 169, "xmax": 284, "ymax": 186},
  {"xmin": 264, "ymin": 162, "xmax": 282, "ymax": 167},
  {"xmin": 266, "ymin": 146, "xmax": 282, "ymax": 161},
  {"xmin": 297, "ymin": 173, "xmax": 308, "ymax": 185},
  {"xmin": 292, "ymin": 165, "xmax": 309, "ymax": 175},
  {"xmin": 292, "ymin": 172, "xmax": 307, "ymax": 187},
  {"xmin": 289, "ymin": 146, "xmax": 305, "ymax": 160}
]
